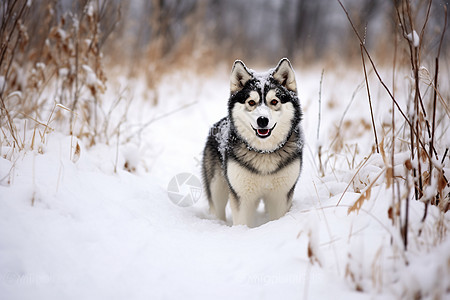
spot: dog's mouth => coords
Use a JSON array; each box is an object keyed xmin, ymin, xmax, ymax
[{"xmin": 251, "ymin": 123, "xmax": 276, "ymax": 139}]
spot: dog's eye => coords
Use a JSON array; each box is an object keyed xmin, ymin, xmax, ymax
[
  {"xmin": 270, "ymin": 99, "xmax": 278, "ymax": 106},
  {"xmin": 248, "ymin": 100, "xmax": 256, "ymax": 106}
]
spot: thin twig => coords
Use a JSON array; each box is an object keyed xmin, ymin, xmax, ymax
[
  {"xmin": 127, "ymin": 100, "xmax": 199, "ymax": 143},
  {"xmin": 336, "ymin": 148, "xmax": 375, "ymax": 206},
  {"xmin": 317, "ymin": 69, "xmax": 324, "ymax": 141},
  {"xmin": 317, "ymin": 69, "xmax": 325, "ymax": 177},
  {"xmin": 360, "ymin": 44, "xmax": 379, "ymax": 153},
  {"xmin": 329, "ymin": 77, "xmax": 366, "ymax": 151},
  {"xmin": 391, "ymin": 22, "xmax": 398, "ymax": 228},
  {"xmin": 337, "ymin": 0, "xmax": 434, "ymax": 163},
  {"xmin": 337, "ymin": 0, "xmax": 408, "ymax": 124},
  {"xmin": 431, "ymin": 4, "xmax": 447, "ymax": 161}
]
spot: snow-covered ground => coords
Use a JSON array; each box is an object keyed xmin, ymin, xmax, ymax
[{"xmin": 0, "ymin": 65, "xmax": 449, "ymax": 299}]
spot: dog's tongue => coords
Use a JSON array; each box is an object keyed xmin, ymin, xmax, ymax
[{"xmin": 257, "ymin": 129, "xmax": 269, "ymax": 136}]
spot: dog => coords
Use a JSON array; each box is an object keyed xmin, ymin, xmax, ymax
[{"xmin": 202, "ymin": 58, "xmax": 304, "ymax": 227}]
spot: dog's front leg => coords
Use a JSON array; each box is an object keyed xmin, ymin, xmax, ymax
[
  {"xmin": 229, "ymin": 193, "xmax": 259, "ymax": 227},
  {"xmin": 263, "ymin": 190, "xmax": 293, "ymax": 221}
]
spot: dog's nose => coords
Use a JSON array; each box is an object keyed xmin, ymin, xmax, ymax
[{"xmin": 257, "ymin": 116, "xmax": 269, "ymax": 128}]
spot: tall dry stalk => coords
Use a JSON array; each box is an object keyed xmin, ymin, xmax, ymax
[
  {"xmin": 0, "ymin": 0, "xmax": 30, "ymax": 150},
  {"xmin": 338, "ymin": 0, "xmax": 449, "ymax": 251}
]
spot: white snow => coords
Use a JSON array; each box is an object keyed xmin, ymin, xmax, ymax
[
  {"xmin": 252, "ymin": 68, "xmax": 275, "ymax": 92},
  {"xmin": 0, "ymin": 76, "xmax": 6, "ymax": 91},
  {"xmin": 406, "ymin": 30, "xmax": 420, "ymax": 47},
  {"xmin": 82, "ymin": 65, "xmax": 98, "ymax": 86},
  {"xmin": 81, "ymin": 64, "xmax": 105, "ymax": 92},
  {"xmin": 58, "ymin": 68, "xmax": 69, "ymax": 77},
  {"xmin": 0, "ymin": 66, "xmax": 449, "ymax": 299},
  {"xmin": 36, "ymin": 62, "xmax": 46, "ymax": 70},
  {"xmin": 7, "ymin": 91, "xmax": 22, "ymax": 100},
  {"xmin": 56, "ymin": 28, "xmax": 66, "ymax": 40},
  {"xmin": 86, "ymin": 4, "xmax": 94, "ymax": 18},
  {"xmin": 214, "ymin": 117, "xmax": 231, "ymax": 162}
]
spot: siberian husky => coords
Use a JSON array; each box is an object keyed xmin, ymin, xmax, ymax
[{"xmin": 202, "ymin": 58, "xmax": 304, "ymax": 227}]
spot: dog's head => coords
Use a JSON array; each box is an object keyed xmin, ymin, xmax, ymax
[{"xmin": 228, "ymin": 58, "xmax": 302, "ymax": 153}]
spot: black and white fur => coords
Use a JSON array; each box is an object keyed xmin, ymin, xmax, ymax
[{"xmin": 202, "ymin": 58, "xmax": 304, "ymax": 227}]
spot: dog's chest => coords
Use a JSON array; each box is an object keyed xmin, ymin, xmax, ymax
[
  {"xmin": 226, "ymin": 158, "xmax": 300, "ymax": 198},
  {"xmin": 231, "ymin": 139, "xmax": 299, "ymax": 174}
]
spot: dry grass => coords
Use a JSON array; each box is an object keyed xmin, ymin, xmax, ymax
[
  {"xmin": 335, "ymin": 0, "xmax": 449, "ymax": 239},
  {"xmin": 314, "ymin": 0, "xmax": 450, "ymax": 296},
  {"xmin": 0, "ymin": 0, "xmax": 211, "ymax": 158}
]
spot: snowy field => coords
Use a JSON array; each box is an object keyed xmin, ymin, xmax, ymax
[{"xmin": 1, "ymin": 65, "xmax": 449, "ymax": 299}]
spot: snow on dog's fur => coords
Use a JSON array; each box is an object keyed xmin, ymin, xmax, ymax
[{"xmin": 202, "ymin": 58, "xmax": 304, "ymax": 227}]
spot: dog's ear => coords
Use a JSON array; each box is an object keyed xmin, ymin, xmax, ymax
[
  {"xmin": 272, "ymin": 58, "xmax": 297, "ymax": 93},
  {"xmin": 230, "ymin": 60, "xmax": 253, "ymax": 93}
]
